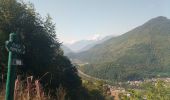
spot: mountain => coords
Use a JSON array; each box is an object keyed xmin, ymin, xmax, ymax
[
  {"xmin": 65, "ymin": 35, "xmax": 113, "ymax": 53},
  {"xmin": 69, "ymin": 16, "xmax": 170, "ymax": 81},
  {"xmin": 61, "ymin": 45, "xmax": 73, "ymax": 55},
  {"xmin": 80, "ymin": 35, "xmax": 113, "ymax": 52},
  {"xmin": 65, "ymin": 40, "xmax": 96, "ymax": 52}
]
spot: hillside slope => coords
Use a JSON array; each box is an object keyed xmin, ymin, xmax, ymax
[
  {"xmin": 65, "ymin": 35, "xmax": 113, "ymax": 53},
  {"xmin": 69, "ymin": 16, "xmax": 170, "ymax": 81},
  {"xmin": 65, "ymin": 40, "xmax": 96, "ymax": 52},
  {"xmin": 61, "ymin": 45, "xmax": 73, "ymax": 55}
]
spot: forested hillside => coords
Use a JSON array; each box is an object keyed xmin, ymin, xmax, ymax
[
  {"xmin": 69, "ymin": 16, "xmax": 170, "ymax": 81},
  {"xmin": 0, "ymin": 0, "xmax": 83, "ymax": 99}
]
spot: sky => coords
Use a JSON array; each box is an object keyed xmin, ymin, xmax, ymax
[{"xmin": 27, "ymin": 0, "xmax": 170, "ymax": 44}]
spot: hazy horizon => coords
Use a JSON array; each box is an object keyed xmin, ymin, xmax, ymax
[{"xmin": 27, "ymin": 0, "xmax": 170, "ymax": 43}]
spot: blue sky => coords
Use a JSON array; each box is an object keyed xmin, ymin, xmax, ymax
[{"xmin": 27, "ymin": 0, "xmax": 170, "ymax": 43}]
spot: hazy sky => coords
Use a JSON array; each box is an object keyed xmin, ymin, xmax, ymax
[{"xmin": 27, "ymin": 0, "xmax": 170, "ymax": 43}]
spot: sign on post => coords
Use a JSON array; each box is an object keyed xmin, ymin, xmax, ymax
[
  {"xmin": 12, "ymin": 59, "xmax": 23, "ymax": 66},
  {"xmin": 5, "ymin": 33, "xmax": 25, "ymax": 100},
  {"xmin": 6, "ymin": 39, "xmax": 25, "ymax": 54}
]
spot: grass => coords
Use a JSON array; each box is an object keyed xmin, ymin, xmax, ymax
[{"xmin": 0, "ymin": 76, "xmax": 67, "ymax": 100}]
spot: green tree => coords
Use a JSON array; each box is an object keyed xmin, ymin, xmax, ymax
[
  {"xmin": 120, "ymin": 80, "xmax": 170, "ymax": 100},
  {"xmin": 0, "ymin": 0, "xmax": 82, "ymax": 99}
]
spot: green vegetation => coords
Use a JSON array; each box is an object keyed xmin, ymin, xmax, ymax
[
  {"xmin": 1, "ymin": 0, "xmax": 170, "ymax": 100},
  {"xmin": 0, "ymin": 0, "xmax": 82, "ymax": 99},
  {"xmin": 70, "ymin": 16, "xmax": 170, "ymax": 81},
  {"xmin": 120, "ymin": 80, "xmax": 170, "ymax": 100},
  {"xmin": 81, "ymin": 79, "xmax": 114, "ymax": 100}
]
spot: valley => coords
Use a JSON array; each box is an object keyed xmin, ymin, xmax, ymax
[
  {"xmin": 68, "ymin": 16, "xmax": 170, "ymax": 83},
  {"xmin": 66, "ymin": 16, "xmax": 170, "ymax": 99},
  {"xmin": 0, "ymin": 0, "xmax": 170, "ymax": 99}
]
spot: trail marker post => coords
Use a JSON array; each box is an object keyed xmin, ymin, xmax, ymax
[{"xmin": 5, "ymin": 33, "xmax": 25, "ymax": 100}]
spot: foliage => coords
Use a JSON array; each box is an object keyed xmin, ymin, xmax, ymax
[
  {"xmin": 70, "ymin": 16, "xmax": 170, "ymax": 81},
  {"xmin": 0, "ymin": 78, "xmax": 68, "ymax": 100},
  {"xmin": 120, "ymin": 80, "xmax": 170, "ymax": 100},
  {"xmin": 0, "ymin": 0, "xmax": 82, "ymax": 99},
  {"xmin": 81, "ymin": 79, "xmax": 114, "ymax": 100}
]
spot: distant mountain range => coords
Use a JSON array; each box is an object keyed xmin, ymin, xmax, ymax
[
  {"xmin": 61, "ymin": 45, "xmax": 73, "ymax": 55},
  {"xmin": 65, "ymin": 40, "xmax": 96, "ymax": 52},
  {"xmin": 68, "ymin": 16, "xmax": 170, "ymax": 81},
  {"xmin": 62, "ymin": 35, "xmax": 113, "ymax": 53}
]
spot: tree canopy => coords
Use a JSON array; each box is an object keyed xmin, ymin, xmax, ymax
[{"xmin": 0, "ymin": 0, "xmax": 82, "ymax": 99}]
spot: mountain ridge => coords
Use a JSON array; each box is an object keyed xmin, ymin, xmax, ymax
[
  {"xmin": 69, "ymin": 16, "xmax": 170, "ymax": 81},
  {"xmin": 64, "ymin": 35, "xmax": 113, "ymax": 53}
]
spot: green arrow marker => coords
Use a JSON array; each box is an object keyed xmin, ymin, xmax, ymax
[{"xmin": 5, "ymin": 33, "xmax": 24, "ymax": 100}]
